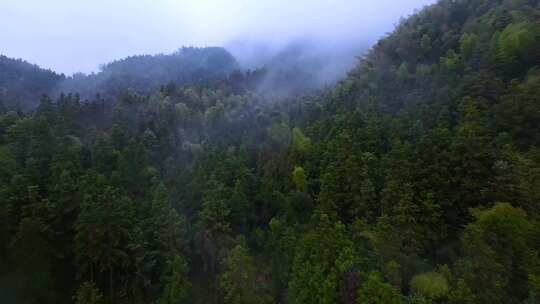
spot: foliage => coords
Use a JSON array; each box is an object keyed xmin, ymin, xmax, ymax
[
  {"xmin": 357, "ymin": 272, "xmax": 402, "ymax": 304},
  {"xmin": 219, "ymin": 241, "xmax": 273, "ymax": 304},
  {"xmin": 410, "ymin": 272, "xmax": 449, "ymax": 300},
  {"xmin": 74, "ymin": 282, "xmax": 104, "ymax": 304},
  {"xmin": 160, "ymin": 255, "xmax": 191, "ymax": 304}
]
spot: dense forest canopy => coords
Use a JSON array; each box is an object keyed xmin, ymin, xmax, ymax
[{"xmin": 1, "ymin": 0, "xmax": 540, "ymax": 303}]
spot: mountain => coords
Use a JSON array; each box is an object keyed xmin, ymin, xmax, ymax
[
  {"xmin": 0, "ymin": 55, "xmax": 64, "ymax": 111},
  {"xmin": 1, "ymin": 0, "xmax": 540, "ymax": 304},
  {"xmin": 56, "ymin": 46, "xmax": 240, "ymax": 101}
]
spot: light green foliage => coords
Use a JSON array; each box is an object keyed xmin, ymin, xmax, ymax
[
  {"xmin": 292, "ymin": 166, "xmax": 308, "ymax": 193},
  {"xmin": 460, "ymin": 33, "xmax": 479, "ymax": 59},
  {"xmin": 410, "ymin": 272, "xmax": 449, "ymax": 299},
  {"xmin": 292, "ymin": 127, "xmax": 312, "ymax": 155},
  {"xmin": 498, "ymin": 22, "xmax": 539, "ymax": 67},
  {"xmin": 219, "ymin": 241, "xmax": 272, "ymax": 304},
  {"xmin": 160, "ymin": 255, "xmax": 191, "ymax": 304},
  {"xmin": 357, "ymin": 272, "xmax": 403, "ymax": 304},
  {"xmin": 440, "ymin": 50, "xmax": 463, "ymax": 73},
  {"xmin": 288, "ymin": 213, "xmax": 357, "ymax": 304},
  {"xmin": 458, "ymin": 203, "xmax": 538, "ymax": 303},
  {"xmin": 74, "ymin": 282, "xmax": 104, "ymax": 304}
]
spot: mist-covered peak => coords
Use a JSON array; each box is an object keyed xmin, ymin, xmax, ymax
[
  {"xmin": 56, "ymin": 47, "xmax": 239, "ymax": 101},
  {"xmin": 227, "ymin": 38, "xmax": 368, "ymax": 97}
]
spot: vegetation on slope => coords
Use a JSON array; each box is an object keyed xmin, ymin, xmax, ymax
[{"xmin": 0, "ymin": 55, "xmax": 64, "ymax": 111}]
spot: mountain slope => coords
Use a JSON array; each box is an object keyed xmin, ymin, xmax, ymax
[
  {"xmin": 0, "ymin": 55, "xmax": 64, "ymax": 111},
  {"xmin": 56, "ymin": 47, "xmax": 240, "ymax": 101}
]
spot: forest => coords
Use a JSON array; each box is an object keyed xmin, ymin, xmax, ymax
[{"xmin": 1, "ymin": 0, "xmax": 540, "ymax": 303}]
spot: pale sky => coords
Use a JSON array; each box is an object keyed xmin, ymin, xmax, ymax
[{"xmin": 0, "ymin": 0, "xmax": 436, "ymax": 74}]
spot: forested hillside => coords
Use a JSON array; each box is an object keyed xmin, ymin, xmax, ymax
[
  {"xmin": 56, "ymin": 47, "xmax": 241, "ymax": 102},
  {"xmin": 0, "ymin": 56, "xmax": 64, "ymax": 111},
  {"xmin": 1, "ymin": 0, "xmax": 540, "ymax": 303},
  {"xmin": 0, "ymin": 47, "xmax": 240, "ymax": 112}
]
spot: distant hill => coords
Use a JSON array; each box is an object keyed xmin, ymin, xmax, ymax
[
  {"xmin": 0, "ymin": 55, "xmax": 64, "ymax": 111},
  {"xmin": 56, "ymin": 47, "xmax": 240, "ymax": 101},
  {"xmin": 1, "ymin": 47, "xmax": 239, "ymax": 111}
]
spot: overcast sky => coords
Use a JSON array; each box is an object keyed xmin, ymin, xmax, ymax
[{"xmin": 0, "ymin": 0, "xmax": 436, "ymax": 75}]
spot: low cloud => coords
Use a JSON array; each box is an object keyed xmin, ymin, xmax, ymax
[{"xmin": 0, "ymin": 0, "xmax": 436, "ymax": 75}]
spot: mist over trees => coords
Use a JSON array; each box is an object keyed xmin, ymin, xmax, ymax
[
  {"xmin": 227, "ymin": 39, "xmax": 368, "ymax": 97},
  {"xmin": 1, "ymin": 0, "xmax": 540, "ymax": 303},
  {"xmin": 0, "ymin": 41, "xmax": 364, "ymax": 111}
]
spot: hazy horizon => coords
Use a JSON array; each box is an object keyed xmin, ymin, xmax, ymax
[{"xmin": 0, "ymin": 0, "xmax": 436, "ymax": 75}]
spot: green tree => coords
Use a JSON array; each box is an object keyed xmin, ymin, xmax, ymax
[
  {"xmin": 410, "ymin": 272, "xmax": 449, "ymax": 300},
  {"xmin": 498, "ymin": 22, "xmax": 540, "ymax": 69},
  {"xmin": 288, "ymin": 213, "xmax": 358, "ymax": 304},
  {"xmin": 159, "ymin": 255, "xmax": 191, "ymax": 304},
  {"xmin": 292, "ymin": 166, "xmax": 308, "ymax": 193},
  {"xmin": 448, "ymin": 279, "xmax": 477, "ymax": 304},
  {"xmin": 460, "ymin": 33, "xmax": 479, "ymax": 60},
  {"xmin": 195, "ymin": 178, "xmax": 232, "ymax": 273},
  {"xmin": 292, "ymin": 127, "xmax": 312, "ymax": 157},
  {"xmin": 74, "ymin": 180, "xmax": 135, "ymax": 303},
  {"xmin": 219, "ymin": 241, "xmax": 272, "ymax": 304},
  {"xmin": 456, "ymin": 203, "xmax": 539, "ymax": 303},
  {"xmin": 11, "ymin": 217, "xmax": 57, "ymax": 304},
  {"xmin": 420, "ymin": 34, "xmax": 432, "ymax": 54},
  {"xmin": 357, "ymin": 272, "xmax": 402, "ymax": 304},
  {"xmin": 440, "ymin": 50, "xmax": 463, "ymax": 74},
  {"xmin": 74, "ymin": 281, "xmax": 104, "ymax": 304}
]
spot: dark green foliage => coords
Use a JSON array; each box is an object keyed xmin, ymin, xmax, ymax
[
  {"xmin": 287, "ymin": 213, "xmax": 355, "ymax": 303},
  {"xmin": 0, "ymin": 55, "xmax": 64, "ymax": 111},
  {"xmin": 57, "ymin": 47, "xmax": 240, "ymax": 102},
  {"xmin": 454, "ymin": 203, "xmax": 539, "ymax": 303},
  {"xmin": 219, "ymin": 240, "xmax": 272, "ymax": 304},
  {"xmin": 357, "ymin": 272, "xmax": 402, "ymax": 304}
]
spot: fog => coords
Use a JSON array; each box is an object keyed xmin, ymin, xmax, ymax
[{"xmin": 0, "ymin": 0, "xmax": 436, "ymax": 75}]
